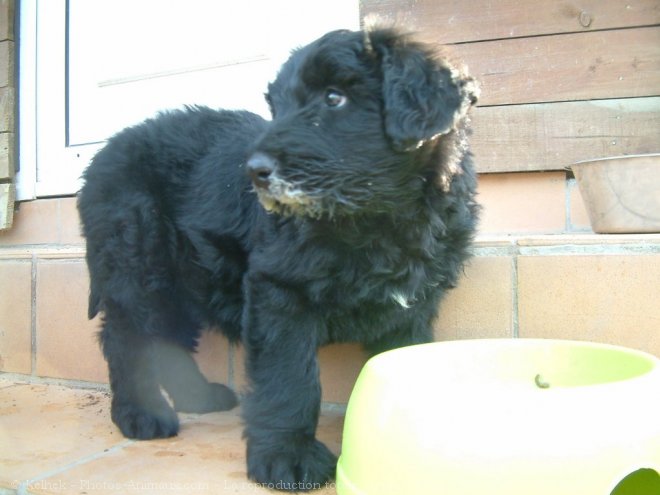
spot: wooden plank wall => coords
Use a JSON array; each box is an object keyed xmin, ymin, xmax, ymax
[
  {"xmin": 361, "ymin": 0, "xmax": 660, "ymax": 173},
  {"xmin": 0, "ymin": 0, "xmax": 15, "ymax": 229}
]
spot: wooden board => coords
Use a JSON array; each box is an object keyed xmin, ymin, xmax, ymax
[
  {"xmin": 0, "ymin": 132, "xmax": 14, "ymax": 179},
  {"xmin": 0, "ymin": 86, "xmax": 13, "ymax": 132},
  {"xmin": 452, "ymin": 27, "xmax": 660, "ymax": 106},
  {"xmin": 0, "ymin": 40, "xmax": 14, "ymax": 88},
  {"xmin": 470, "ymin": 97, "xmax": 660, "ymax": 173},
  {"xmin": 0, "ymin": 1, "xmax": 14, "ymax": 230},
  {"xmin": 361, "ymin": 0, "xmax": 660, "ymax": 44},
  {"xmin": 0, "ymin": 0, "xmax": 14, "ymax": 42},
  {"xmin": 0, "ymin": 182, "xmax": 14, "ymax": 230}
]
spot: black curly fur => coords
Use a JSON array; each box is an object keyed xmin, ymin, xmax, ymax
[{"xmin": 78, "ymin": 27, "xmax": 479, "ymax": 491}]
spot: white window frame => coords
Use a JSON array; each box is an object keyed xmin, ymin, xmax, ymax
[
  {"xmin": 18, "ymin": 0, "xmax": 93, "ymax": 199},
  {"xmin": 17, "ymin": 0, "xmax": 360, "ymax": 200}
]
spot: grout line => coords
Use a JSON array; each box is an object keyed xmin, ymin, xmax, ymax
[
  {"xmin": 30, "ymin": 253, "xmax": 37, "ymax": 377},
  {"xmin": 3, "ymin": 237, "xmax": 660, "ymax": 260},
  {"xmin": 56, "ymin": 199, "xmax": 62, "ymax": 245},
  {"xmin": 518, "ymin": 243, "xmax": 660, "ymax": 256},
  {"xmin": 511, "ymin": 255, "xmax": 520, "ymax": 338},
  {"xmin": 17, "ymin": 440, "xmax": 134, "ymax": 494},
  {"xmin": 0, "ymin": 246, "xmax": 86, "ymax": 260},
  {"xmin": 566, "ymin": 178, "xmax": 572, "ymax": 231},
  {"xmin": 464, "ymin": 238, "xmax": 660, "ymax": 257},
  {"xmin": 470, "ymin": 245, "xmax": 516, "ymax": 257},
  {"xmin": 0, "ymin": 372, "xmax": 110, "ymax": 392}
]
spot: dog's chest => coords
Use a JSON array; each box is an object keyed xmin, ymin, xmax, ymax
[
  {"xmin": 294, "ymin": 240, "xmax": 440, "ymax": 310},
  {"xmin": 251, "ymin": 215, "xmax": 451, "ymax": 314},
  {"xmin": 306, "ymin": 247, "xmax": 443, "ymax": 342}
]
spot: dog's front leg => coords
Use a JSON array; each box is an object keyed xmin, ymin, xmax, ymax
[{"xmin": 241, "ymin": 279, "xmax": 336, "ymax": 491}]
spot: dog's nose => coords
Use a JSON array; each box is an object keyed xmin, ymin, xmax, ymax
[{"xmin": 247, "ymin": 153, "xmax": 277, "ymax": 189}]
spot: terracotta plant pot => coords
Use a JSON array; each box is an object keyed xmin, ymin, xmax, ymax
[{"xmin": 571, "ymin": 154, "xmax": 660, "ymax": 234}]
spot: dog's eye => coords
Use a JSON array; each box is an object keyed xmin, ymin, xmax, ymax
[{"xmin": 324, "ymin": 89, "xmax": 347, "ymax": 108}]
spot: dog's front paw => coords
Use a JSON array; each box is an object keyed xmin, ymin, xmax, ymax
[
  {"xmin": 111, "ymin": 399, "xmax": 179, "ymax": 440},
  {"xmin": 247, "ymin": 436, "xmax": 337, "ymax": 492}
]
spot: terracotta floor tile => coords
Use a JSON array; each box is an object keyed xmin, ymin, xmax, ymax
[
  {"xmin": 0, "ymin": 380, "xmax": 121, "ymax": 487},
  {"xmin": 33, "ymin": 412, "xmax": 341, "ymax": 495},
  {"xmin": 1, "ymin": 379, "xmax": 342, "ymax": 495}
]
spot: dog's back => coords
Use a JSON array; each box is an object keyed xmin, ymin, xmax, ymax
[{"xmin": 79, "ymin": 107, "xmax": 266, "ymax": 340}]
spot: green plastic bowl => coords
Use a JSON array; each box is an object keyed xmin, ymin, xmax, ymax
[{"xmin": 337, "ymin": 339, "xmax": 660, "ymax": 495}]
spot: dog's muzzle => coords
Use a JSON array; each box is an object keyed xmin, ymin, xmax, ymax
[
  {"xmin": 246, "ymin": 152, "xmax": 321, "ymax": 217},
  {"xmin": 247, "ymin": 152, "xmax": 277, "ymax": 190}
]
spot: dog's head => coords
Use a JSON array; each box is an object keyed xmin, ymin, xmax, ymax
[{"xmin": 247, "ymin": 28, "xmax": 478, "ymax": 219}]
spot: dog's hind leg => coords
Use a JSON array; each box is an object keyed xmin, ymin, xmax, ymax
[
  {"xmin": 154, "ymin": 339, "xmax": 238, "ymax": 413},
  {"xmin": 100, "ymin": 310, "xmax": 180, "ymax": 439}
]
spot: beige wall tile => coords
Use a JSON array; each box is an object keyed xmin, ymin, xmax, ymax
[
  {"xmin": 233, "ymin": 343, "xmax": 367, "ymax": 405},
  {"xmin": 319, "ymin": 344, "xmax": 367, "ymax": 404},
  {"xmin": 568, "ymin": 180, "xmax": 593, "ymax": 232},
  {"xmin": 35, "ymin": 260, "xmax": 107, "ymax": 382},
  {"xmin": 435, "ymin": 256, "xmax": 514, "ymax": 340},
  {"xmin": 232, "ymin": 345, "xmax": 248, "ymax": 393},
  {"xmin": 234, "ymin": 256, "xmax": 516, "ymax": 405},
  {"xmin": 194, "ymin": 331, "xmax": 231, "ymax": 385},
  {"xmin": 34, "ymin": 257, "xmax": 231, "ymax": 386},
  {"xmin": 59, "ymin": 197, "xmax": 85, "ymax": 245},
  {"xmin": 0, "ymin": 261, "xmax": 32, "ymax": 373},
  {"xmin": 0, "ymin": 198, "xmax": 85, "ymax": 246},
  {"xmin": 518, "ymin": 255, "xmax": 660, "ymax": 356},
  {"xmin": 0, "ymin": 199, "xmax": 60, "ymax": 245},
  {"xmin": 477, "ymin": 172, "xmax": 566, "ymax": 234}
]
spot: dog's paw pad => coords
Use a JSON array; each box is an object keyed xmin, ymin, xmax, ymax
[
  {"xmin": 247, "ymin": 438, "xmax": 337, "ymax": 491},
  {"xmin": 111, "ymin": 401, "xmax": 179, "ymax": 439}
]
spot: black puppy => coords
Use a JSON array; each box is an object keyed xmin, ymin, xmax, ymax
[{"xmin": 78, "ymin": 27, "xmax": 479, "ymax": 490}]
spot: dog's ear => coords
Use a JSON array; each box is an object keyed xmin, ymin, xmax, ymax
[{"xmin": 374, "ymin": 32, "xmax": 479, "ymax": 151}]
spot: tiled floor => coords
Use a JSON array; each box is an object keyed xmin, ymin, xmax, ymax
[{"xmin": 0, "ymin": 379, "xmax": 342, "ymax": 494}]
